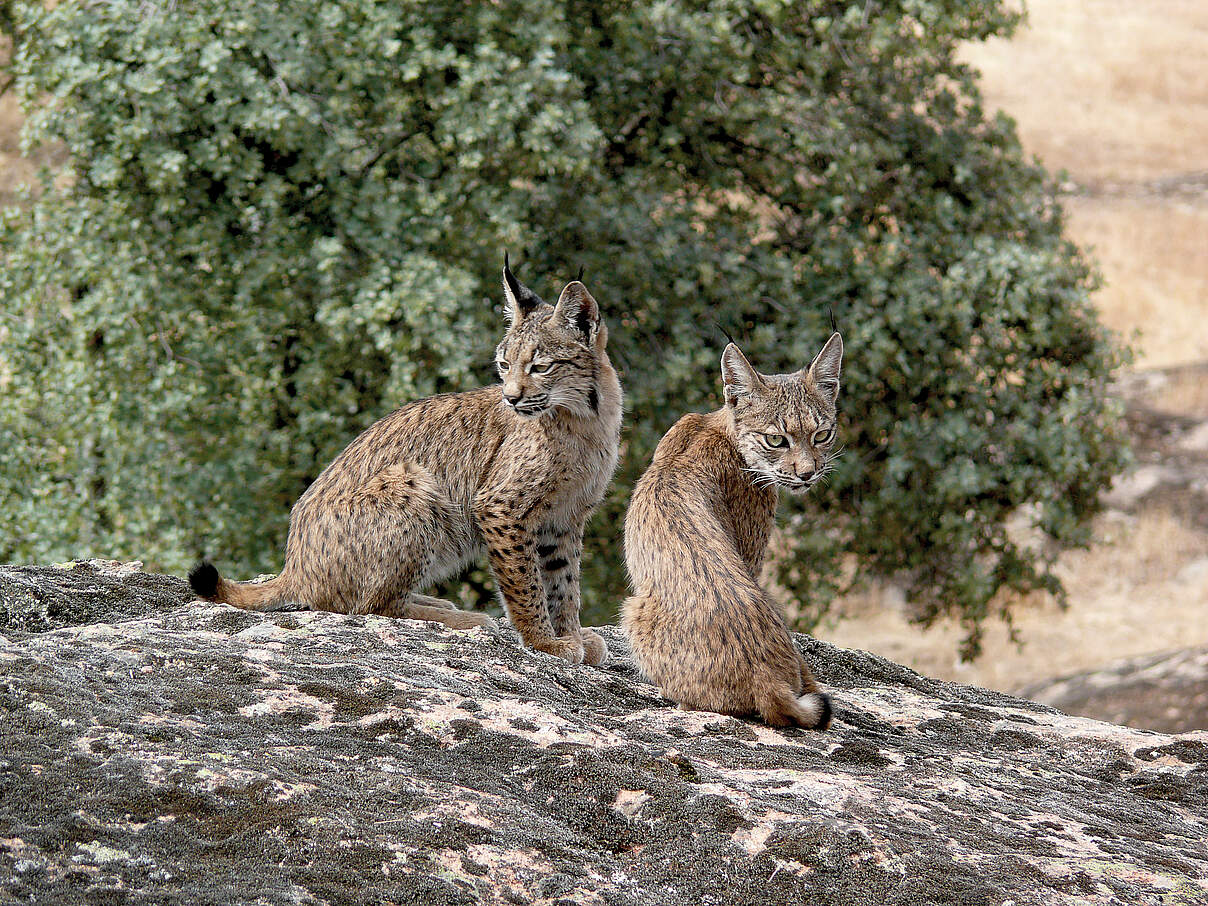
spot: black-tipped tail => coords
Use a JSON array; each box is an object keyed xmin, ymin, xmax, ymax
[
  {"xmin": 806, "ymin": 692, "xmax": 834, "ymax": 732},
  {"xmin": 188, "ymin": 560, "xmax": 219, "ymax": 598}
]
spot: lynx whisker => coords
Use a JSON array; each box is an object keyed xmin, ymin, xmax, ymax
[{"xmin": 741, "ymin": 467, "xmax": 778, "ymax": 488}]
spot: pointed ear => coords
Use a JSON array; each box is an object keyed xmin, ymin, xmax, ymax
[
  {"xmin": 502, "ymin": 252, "xmax": 542, "ymax": 324},
  {"xmin": 803, "ymin": 332, "xmax": 843, "ymax": 404},
  {"xmin": 721, "ymin": 343, "xmax": 767, "ymax": 405},
  {"xmin": 553, "ymin": 281, "xmax": 599, "ymax": 341}
]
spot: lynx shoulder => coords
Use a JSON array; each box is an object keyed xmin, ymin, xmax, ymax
[
  {"xmin": 190, "ymin": 260, "xmax": 623, "ymax": 666},
  {"xmin": 621, "ymin": 333, "xmax": 843, "ymax": 728}
]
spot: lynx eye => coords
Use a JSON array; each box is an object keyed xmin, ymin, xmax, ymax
[
  {"xmin": 812, "ymin": 427, "xmax": 834, "ymax": 445},
  {"xmin": 497, "ymin": 360, "xmax": 510, "ymax": 373},
  {"xmin": 530, "ymin": 362, "xmax": 553, "ymax": 374},
  {"xmin": 763, "ymin": 434, "xmax": 789, "ymax": 449}
]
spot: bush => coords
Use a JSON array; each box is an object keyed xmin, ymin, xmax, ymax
[{"xmin": 0, "ymin": 0, "xmax": 1130, "ymax": 656}]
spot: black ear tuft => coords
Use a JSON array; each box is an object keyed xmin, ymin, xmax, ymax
[
  {"xmin": 189, "ymin": 560, "xmax": 219, "ymax": 598},
  {"xmin": 576, "ymin": 264, "xmax": 585, "ymax": 283},
  {"xmin": 712, "ymin": 319, "xmax": 739, "ymax": 348},
  {"xmin": 502, "ymin": 253, "xmax": 542, "ymax": 321}
]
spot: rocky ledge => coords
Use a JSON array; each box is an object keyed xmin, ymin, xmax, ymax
[
  {"xmin": 1019, "ymin": 646, "xmax": 1208, "ymax": 735},
  {"xmin": 2, "ymin": 562, "xmax": 1207, "ymax": 906}
]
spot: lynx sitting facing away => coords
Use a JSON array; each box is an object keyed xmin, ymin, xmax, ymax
[
  {"xmin": 190, "ymin": 260, "xmax": 622, "ymax": 666},
  {"xmin": 621, "ymin": 333, "xmax": 843, "ymax": 728}
]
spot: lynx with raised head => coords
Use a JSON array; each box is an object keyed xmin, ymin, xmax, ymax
[{"xmin": 190, "ymin": 260, "xmax": 622, "ymax": 665}]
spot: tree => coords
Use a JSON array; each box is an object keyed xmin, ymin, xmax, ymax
[{"xmin": 0, "ymin": 0, "xmax": 1130, "ymax": 656}]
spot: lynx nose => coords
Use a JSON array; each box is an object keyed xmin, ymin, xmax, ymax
[
  {"xmin": 503, "ymin": 390, "xmax": 524, "ymax": 407},
  {"xmin": 795, "ymin": 466, "xmax": 816, "ymax": 483}
]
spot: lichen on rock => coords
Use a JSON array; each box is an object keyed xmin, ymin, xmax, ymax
[{"xmin": 1, "ymin": 562, "xmax": 1206, "ymax": 905}]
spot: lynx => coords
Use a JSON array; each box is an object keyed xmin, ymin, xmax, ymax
[
  {"xmin": 621, "ymin": 334, "xmax": 843, "ymax": 728},
  {"xmin": 189, "ymin": 260, "xmax": 623, "ymax": 665}
]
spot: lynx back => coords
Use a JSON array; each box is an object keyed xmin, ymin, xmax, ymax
[{"xmin": 620, "ymin": 333, "xmax": 843, "ymax": 728}]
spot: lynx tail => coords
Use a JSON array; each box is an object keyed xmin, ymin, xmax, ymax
[{"xmin": 188, "ymin": 561, "xmax": 294, "ymax": 612}]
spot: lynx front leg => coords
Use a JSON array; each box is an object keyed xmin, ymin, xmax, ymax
[
  {"xmin": 479, "ymin": 511, "xmax": 584, "ymax": 664},
  {"xmin": 537, "ymin": 524, "xmax": 607, "ymax": 666}
]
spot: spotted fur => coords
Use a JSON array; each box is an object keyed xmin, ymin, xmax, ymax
[
  {"xmin": 621, "ymin": 333, "xmax": 843, "ymax": 728},
  {"xmin": 190, "ymin": 262, "xmax": 623, "ymax": 666}
]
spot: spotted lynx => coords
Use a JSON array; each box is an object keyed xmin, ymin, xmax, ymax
[
  {"xmin": 190, "ymin": 260, "xmax": 623, "ymax": 665},
  {"xmin": 621, "ymin": 334, "xmax": 843, "ymax": 728}
]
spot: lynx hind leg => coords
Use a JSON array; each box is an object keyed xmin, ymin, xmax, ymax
[
  {"xmin": 620, "ymin": 592, "xmax": 677, "ymax": 682},
  {"xmin": 403, "ymin": 597, "xmax": 495, "ymax": 631},
  {"xmin": 370, "ymin": 595, "xmax": 494, "ymax": 631},
  {"xmin": 408, "ymin": 592, "xmax": 460, "ymax": 612},
  {"xmin": 324, "ymin": 461, "xmax": 473, "ymax": 617}
]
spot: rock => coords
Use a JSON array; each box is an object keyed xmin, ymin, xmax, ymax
[
  {"xmin": 1111, "ymin": 364, "xmax": 1208, "ymax": 530},
  {"xmin": 0, "ymin": 560, "xmax": 194, "ymax": 633},
  {"xmin": 2, "ymin": 563, "xmax": 1208, "ymax": 905},
  {"xmin": 1018, "ymin": 647, "xmax": 1208, "ymax": 734}
]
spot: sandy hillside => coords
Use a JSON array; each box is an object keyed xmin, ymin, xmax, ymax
[{"xmin": 817, "ymin": 0, "xmax": 1208, "ymax": 691}]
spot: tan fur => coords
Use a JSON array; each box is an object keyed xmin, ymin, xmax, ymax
[
  {"xmin": 191, "ymin": 263, "xmax": 622, "ymax": 666},
  {"xmin": 621, "ymin": 334, "xmax": 843, "ymax": 728}
]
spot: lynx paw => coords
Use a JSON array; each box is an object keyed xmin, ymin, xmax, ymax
[
  {"xmin": 580, "ymin": 628, "xmax": 608, "ymax": 667},
  {"xmin": 458, "ymin": 611, "xmax": 497, "ymax": 630},
  {"xmin": 532, "ymin": 635, "xmax": 585, "ymax": 665},
  {"xmin": 429, "ymin": 608, "xmax": 495, "ymax": 631}
]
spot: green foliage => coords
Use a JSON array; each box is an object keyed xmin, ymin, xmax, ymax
[{"xmin": 0, "ymin": 0, "xmax": 1130, "ymax": 657}]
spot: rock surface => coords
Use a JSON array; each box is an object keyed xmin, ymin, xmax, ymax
[
  {"xmin": 1019, "ymin": 646, "xmax": 1208, "ymax": 734},
  {"xmin": 2, "ymin": 561, "xmax": 1208, "ymax": 906},
  {"xmin": 1107, "ymin": 364, "xmax": 1208, "ymax": 530}
]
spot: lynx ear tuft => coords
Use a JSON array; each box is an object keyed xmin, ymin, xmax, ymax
[
  {"xmin": 554, "ymin": 281, "xmax": 599, "ymax": 340},
  {"xmin": 502, "ymin": 253, "xmax": 543, "ymax": 323},
  {"xmin": 804, "ymin": 332, "xmax": 843, "ymax": 403},
  {"xmin": 721, "ymin": 343, "xmax": 766, "ymax": 404}
]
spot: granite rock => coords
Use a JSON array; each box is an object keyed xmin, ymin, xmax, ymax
[
  {"xmin": 1019, "ymin": 646, "xmax": 1208, "ymax": 734},
  {"xmin": 2, "ymin": 561, "xmax": 1207, "ymax": 905}
]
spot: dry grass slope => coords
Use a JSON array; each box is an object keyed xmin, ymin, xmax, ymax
[
  {"xmin": 964, "ymin": 0, "xmax": 1208, "ymax": 370},
  {"xmin": 964, "ymin": 0, "xmax": 1208, "ymax": 184},
  {"xmin": 819, "ymin": 0, "xmax": 1208, "ymax": 694}
]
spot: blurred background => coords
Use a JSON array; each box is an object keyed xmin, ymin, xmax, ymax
[
  {"xmin": 818, "ymin": 0, "xmax": 1208, "ymax": 729},
  {"xmin": 1, "ymin": 2, "xmax": 1203, "ymax": 729}
]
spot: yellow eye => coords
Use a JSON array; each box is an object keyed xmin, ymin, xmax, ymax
[
  {"xmin": 812, "ymin": 427, "xmax": 834, "ymax": 445},
  {"xmin": 764, "ymin": 434, "xmax": 789, "ymax": 449},
  {"xmin": 530, "ymin": 362, "xmax": 553, "ymax": 374}
]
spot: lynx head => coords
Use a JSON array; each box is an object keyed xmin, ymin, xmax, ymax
[
  {"xmin": 494, "ymin": 257, "xmax": 606, "ymax": 419},
  {"xmin": 721, "ymin": 333, "xmax": 843, "ymax": 495}
]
